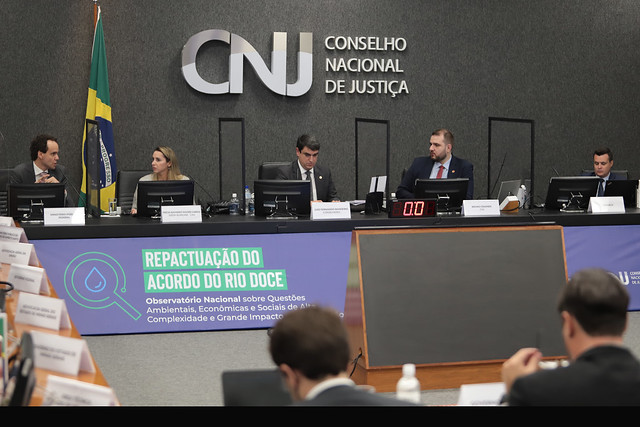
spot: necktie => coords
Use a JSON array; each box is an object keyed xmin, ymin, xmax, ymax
[
  {"xmin": 305, "ymin": 170, "xmax": 312, "ymax": 181},
  {"xmin": 597, "ymin": 178, "xmax": 605, "ymax": 197},
  {"xmin": 436, "ymin": 165, "xmax": 444, "ymax": 179}
]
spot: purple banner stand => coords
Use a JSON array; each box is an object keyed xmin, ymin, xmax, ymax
[
  {"xmin": 32, "ymin": 232, "xmax": 352, "ymax": 335},
  {"xmin": 564, "ymin": 225, "xmax": 640, "ymax": 311}
]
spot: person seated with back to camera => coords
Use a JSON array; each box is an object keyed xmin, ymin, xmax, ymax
[{"xmin": 130, "ymin": 146, "xmax": 190, "ymax": 215}]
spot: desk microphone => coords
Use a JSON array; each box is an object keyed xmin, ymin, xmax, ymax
[
  {"xmin": 55, "ymin": 167, "xmax": 82, "ymax": 207},
  {"xmin": 490, "ymin": 152, "xmax": 508, "ymax": 198},
  {"xmin": 190, "ymin": 177, "xmax": 217, "ymax": 217}
]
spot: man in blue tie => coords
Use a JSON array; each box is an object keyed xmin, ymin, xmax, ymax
[
  {"xmin": 396, "ymin": 128, "xmax": 474, "ymax": 200},
  {"xmin": 582, "ymin": 147, "xmax": 623, "ymax": 197}
]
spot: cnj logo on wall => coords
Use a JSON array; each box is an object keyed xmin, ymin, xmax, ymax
[{"xmin": 181, "ymin": 30, "xmax": 312, "ymax": 97}]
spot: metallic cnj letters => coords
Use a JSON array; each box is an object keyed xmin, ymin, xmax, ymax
[{"xmin": 181, "ymin": 30, "xmax": 313, "ymax": 97}]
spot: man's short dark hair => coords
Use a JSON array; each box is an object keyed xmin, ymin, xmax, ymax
[
  {"xmin": 593, "ymin": 147, "xmax": 613, "ymax": 162},
  {"xmin": 558, "ymin": 268, "xmax": 628, "ymax": 336},
  {"xmin": 269, "ymin": 306, "xmax": 350, "ymax": 380},
  {"xmin": 30, "ymin": 134, "xmax": 57, "ymax": 161},
  {"xmin": 432, "ymin": 128, "xmax": 454, "ymax": 147},
  {"xmin": 296, "ymin": 134, "xmax": 320, "ymax": 152}
]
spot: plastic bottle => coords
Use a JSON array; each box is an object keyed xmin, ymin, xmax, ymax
[
  {"xmin": 229, "ymin": 193, "xmax": 239, "ymax": 215},
  {"xmin": 249, "ymin": 192, "xmax": 255, "ymax": 216},
  {"xmin": 244, "ymin": 185, "xmax": 251, "ymax": 215},
  {"xmin": 396, "ymin": 363, "xmax": 421, "ymax": 404}
]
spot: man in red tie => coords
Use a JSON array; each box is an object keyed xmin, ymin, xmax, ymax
[{"xmin": 396, "ymin": 128, "xmax": 474, "ymax": 200}]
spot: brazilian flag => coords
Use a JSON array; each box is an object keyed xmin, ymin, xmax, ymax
[{"xmin": 80, "ymin": 6, "xmax": 117, "ymax": 211}]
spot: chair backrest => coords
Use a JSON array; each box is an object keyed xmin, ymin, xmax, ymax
[
  {"xmin": 581, "ymin": 169, "xmax": 629, "ymax": 180},
  {"xmin": 258, "ymin": 162, "xmax": 289, "ymax": 180},
  {"xmin": 116, "ymin": 170, "xmax": 148, "ymax": 211},
  {"xmin": 0, "ymin": 169, "xmax": 10, "ymax": 217}
]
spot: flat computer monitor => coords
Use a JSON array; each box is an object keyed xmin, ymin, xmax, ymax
[
  {"xmin": 413, "ymin": 178, "xmax": 469, "ymax": 214},
  {"xmin": 544, "ymin": 176, "xmax": 600, "ymax": 212},
  {"xmin": 497, "ymin": 179, "xmax": 522, "ymax": 204},
  {"xmin": 136, "ymin": 180, "xmax": 195, "ymax": 217},
  {"xmin": 604, "ymin": 179, "xmax": 638, "ymax": 208},
  {"xmin": 8, "ymin": 183, "xmax": 66, "ymax": 221},
  {"xmin": 253, "ymin": 179, "xmax": 311, "ymax": 219}
]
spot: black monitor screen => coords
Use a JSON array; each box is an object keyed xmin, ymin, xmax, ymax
[
  {"xmin": 604, "ymin": 179, "xmax": 638, "ymax": 208},
  {"xmin": 413, "ymin": 178, "xmax": 469, "ymax": 213},
  {"xmin": 253, "ymin": 180, "xmax": 311, "ymax": 219},
  {"xmin": 544, "ymin": 176, "xmax": 599, "ymax": 211},
  {"xmin": 8, "ymin": 183, "xmax": 66, "ymax": 220},
  {"xmin": 136, "ymin": 180, "xmax": 195, "ymax": 217}
]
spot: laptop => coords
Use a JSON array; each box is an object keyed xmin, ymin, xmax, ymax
[{"xmin": 221, "ymin": 369, "xmax": 293, "ymax": 406}]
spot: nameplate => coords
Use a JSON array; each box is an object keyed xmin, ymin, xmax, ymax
[
  {"xmin": 8, "ymin": 264, "xmax": 50, "ymax": 295},
  {"xmin": 457, "ymin": 382, "xmax": 506, "ymax": 406},
  {"xmin": 0, "ymin": 225, "xmax": 28, "ymax": 242},
  {"xmin": 44, "ymin": 207, "xmax": 86, "ymax": 226},
  {"xmin": 310, "ymin": 201, "xmax": 351, "ymax": 220},
  {"xmin": 462, "ymin": 199, "xmax": 500, "ymax": 216},
  {"xmin": 14, "ymin": 292, "xmax": 70, "ymax": 331},
  {"xmin": 588, "ymin": 196, "xmax": 625, "ymax": 213},
  {"xmin": 30, "ymin": 330, "xmax": 95, "ymax": 376},
  {"xmin": 0, "ymin": 241, "xmax": 39, "ymax": 266},
  {"xmin": 43, "ymin": 375, "xmax": 118, "ymax": 406},
  {"xmin": 161, "ymin": 205, "xmax": 202, "ymax": 223},
  {"xmin": 0, "ymin": 217, "xmax": 15, "ymax": 227}
]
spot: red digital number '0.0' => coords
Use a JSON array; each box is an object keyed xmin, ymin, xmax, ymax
[{"xmin": 402, "ymin": 200, "xmax": 424, "ymax": 216}]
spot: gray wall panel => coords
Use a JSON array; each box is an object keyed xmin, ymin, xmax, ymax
[{"xmin": 1, "ymin": 1, "xmax": 638, "ymax": 203}]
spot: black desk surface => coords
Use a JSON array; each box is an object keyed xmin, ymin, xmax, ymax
[{"xmin": 19, "ymin": 207, "xmax": 640, "ymax": 240}]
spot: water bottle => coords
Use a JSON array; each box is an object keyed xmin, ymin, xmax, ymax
[
  {"xmin": 229, "ymin": 193, "xmax": 239, "ymax": 215},
  {"xmin": 249, "ymin": 192, "xmax": 255, "ymax": 216},
  {"xmin": 396, "ymin": 363, "xmax": 421, "ymax": 404},
  {"xmin": 244, "ymin": 185, "xmax": 251, "ymax": 215}
]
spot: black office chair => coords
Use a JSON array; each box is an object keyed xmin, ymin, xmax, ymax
[
  {"xmin": 0, "ymin": 168, "xmax": 10, "ymax": 217},
  {"xmin": 116, "ymin": 170, "xmax": 148, "ymax": 212},
  {"xmin": 258, "ymin": 162, "xmax": 289, "ymax": 179},
  {"xmin": 581, "ymin": 169, "xmax": 629, "ymax": 180}
]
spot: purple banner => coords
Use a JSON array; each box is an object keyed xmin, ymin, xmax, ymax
[
  {"xmin": 32, "ymin": 232, "xmax": 352, "ymax": 335},
  {"xmin": 564, "ymin": 225, "xmax": 640, "ymax": 310}
]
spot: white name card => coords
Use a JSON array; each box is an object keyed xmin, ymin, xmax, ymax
[
  {"xmin": 0, "ymin": 241, "xmax": 39, "ymax": 266},
  {"xmin": 0, "ymin": 217, "xmax": 15, "ymax": 227},
  {"xmin": 0, "ymin": 225, "xmax": 28, "ymax": 242},
  {"xmin": 43, "ymin": 375, "xmax": 117, "ymax": 406},
  {"xmin": 14, "ymin": 292, "xmax": 70, "ymax": 330},
  {"xmin": 8, "ymin": 264, "xmax": 50, "ymax": 295},
  {"xmin": 30, "ymin": 330, "xmax": 95, "ymax": 376},
  {"xmin": 588, "ymin": 196, "xmax": 625, "ymax": 213},
  {"xmin": 310, "ymin": 201, "xmax": 351, "ymax": 220},
  {"xmin": 161, "ymin": 205, "xmax": 202, "ymax": 223},
  {"xmin": 44, "ymin": 207, "xmax": 86, "ymax": 226},
  {"xmin": 457, "ymin": 382, "xmax": 506, "ymax": 406},
  {"xmin": 462, "ymin": 199, "xmax": 500, "ymax": 216}
]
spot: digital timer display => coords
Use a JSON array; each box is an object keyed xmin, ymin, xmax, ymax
[{"xmin": 388, "ymin": 199, "xmax": 436, "ymax": 218}]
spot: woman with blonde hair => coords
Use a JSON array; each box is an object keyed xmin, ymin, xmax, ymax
[{"xmin": 130, "ymin": 146, "xmax": 191, "ymax": 214}]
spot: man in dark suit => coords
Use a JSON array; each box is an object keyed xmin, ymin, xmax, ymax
[
  {"xmin": 501, "ymin": 268, "xmax": 640, "ymax": 406},
  {"xmin": 269, "ymin": 305, "xmax": 415, "ymax": 406},
  {"xmin": 581, "ymin": 147, "xmax": 623, "ymax": 196},
  {"xmin": 9, "ymin": 134, "xmax": 72, "ymax": 205},
  {"xmin": 276, "ymin": 134, "xmax": 339, "ymax": 202},
  {"xmin": 396, "ymin": 128, "xmax": 474, "ymax": 200}
]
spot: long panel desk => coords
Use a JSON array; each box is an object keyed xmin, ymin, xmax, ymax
[
  {"xmin": 18, "ymin": 207, "xmax": 640, "ymax": 334},
  {"xmin": 19, "ymin": 207, "xmax": 640, "ymax": 240}
]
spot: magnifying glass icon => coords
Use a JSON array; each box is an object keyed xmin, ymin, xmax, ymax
[{"xmin": 64, "ymin": 252, "xmax": 141, "ymax": 320}]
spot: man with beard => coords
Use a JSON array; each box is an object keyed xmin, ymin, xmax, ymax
[{"xmin": 396, "ymin": 128, "xmax": 474, "ymax": 200}]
